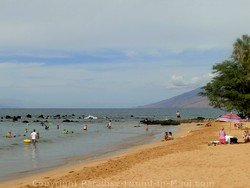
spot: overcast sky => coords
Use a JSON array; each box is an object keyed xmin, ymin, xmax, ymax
[{"xmin": 0, "ymin": 0, "xmax": 249, "ymax": 108}]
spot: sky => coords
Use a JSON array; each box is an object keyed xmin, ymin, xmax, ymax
[{"xmin": 0, "ymin": 0, "xmax": 250, "ymax": 108}]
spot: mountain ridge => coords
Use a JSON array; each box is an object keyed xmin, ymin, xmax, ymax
[{"xmin": 138, "ymin": 88, "xmax": 211, "ymax": 108}]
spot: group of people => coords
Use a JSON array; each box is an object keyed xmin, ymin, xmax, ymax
[
  {"xmin": 164, "ymin": 131, "xmax": 173, "ymax": 141},
  {"xmin": 218, "ymin": 127, "xmax": 250, "ymax": 144}
]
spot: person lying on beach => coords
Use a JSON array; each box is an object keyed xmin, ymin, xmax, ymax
[{"xmin": 243, "ymin": 130, "xmax": 250, "ymax": 143}]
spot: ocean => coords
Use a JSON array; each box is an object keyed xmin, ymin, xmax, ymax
[{"xmin": 0, "ymin": 108, "xmax": 223, "ymax": 181}]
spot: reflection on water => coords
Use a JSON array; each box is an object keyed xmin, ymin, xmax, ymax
[
  {"xmin": 22, "ymin": 143, "xmax": 39, "ymax": 169},
  {"xmin": 31, "ymin": 145, "xmax": 38, "ymax": 169}
]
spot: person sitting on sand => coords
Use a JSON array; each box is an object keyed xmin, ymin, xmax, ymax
[
  {"xmin": 165, "ymin": 132, "xmax": 173, "ymax": 141},
  {"xmin": 164, "ymin": 132, "xmax": 169, "ymax": 140},
  {"xmin": 205, "ymin": 119, "xmax": 212, "ymax": 127},
  {"xmin": 219, "ymin": 127, "xmax": 226, "ymax": 144},
  {"xmin": 168, "ymin": 132, "xmax": 173, "ymax": 140},
  {"xmin": 234, "ymin": 122, "xmax": 242, "ymax": 129},
  {"xmin": 243, "ymin": 130, "xmax": 250, "ymax": 143}
]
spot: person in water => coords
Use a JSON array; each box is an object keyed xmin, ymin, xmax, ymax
[
  {"xmin": 30, "ymin": 129, "xmax": 37, "ymax": 144},
  {"xmin": 63, "ymin": 129, "xmax": 69, "ymax": 134},
  {"xmin": 176, "ymin": 111, "xmax": 181, "ymax": 118},
  {"xmin": 83, "ymin": 123, "xmax": 88, "ymax": 131},
  {"xmin": 164, "ymin": 132, "xmax": 173, "ymax": 141},
  {"xmin": 36, "ymin": 132, "xmax": 40, "ymax": 140},
  {"xmin": 107, "ymin": 120, "xmax": 112, "ymax": 129},
  {"xmin": 145, "ymin": 118, "xmax": 149, "ymax": 131},
  {"xmin": 45, "ymin": 124, "xmax": 49, "ymax": 130},
  {"xmin": 6, "ymin": 131, "xmax": 13, "ymax": 138}
]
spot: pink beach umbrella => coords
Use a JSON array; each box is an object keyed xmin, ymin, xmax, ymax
[
  {"xmin": 217, "ymin": 113, "xmax": 242, "ymax": 122},
  {"xmin": 217, "ymin": 113, "xmax": 243, "ymax": 134}
]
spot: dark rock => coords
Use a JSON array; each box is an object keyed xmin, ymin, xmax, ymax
[
  {"xmin": 22, "ymin": 120, "xmax": 29, "ymax": 123},
  {"xmin": 26, "ymin": 114, "xmax": 32, "ymax": 118},
  {"xmin": 54, "ymin": 114, "xmax": 61, "ymax": 118},
  {"xmin": 63, "ymin": 119, "xmax": 71, "ymax": 122},
  {"xmin": 140, "ymin": 119, "xmax": 180, "ymax": 126},
  {"xmin": 38, "ymin": 115, "xmax": 44, "ymax": 119},
  {"xmin": 12, "ymin": 116, "xmax": 19, "ymax": 122},
  {"xmin": 5, "ymin": 115, "xmax": 12, "ymax": 119}
]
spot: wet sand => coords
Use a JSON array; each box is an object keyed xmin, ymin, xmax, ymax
[{"xmin": 1, "ymin": 121, "xmax": 250, "ymax": 188}]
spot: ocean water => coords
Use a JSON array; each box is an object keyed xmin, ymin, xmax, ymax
[{"xmin": 0, "ymin": 108, "xmax": 223, "ymax": 181}]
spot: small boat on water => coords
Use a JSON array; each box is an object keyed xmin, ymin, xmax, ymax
[{"xmin": 84, "ymin": 115, "xmax": 98, "ymax": 120}]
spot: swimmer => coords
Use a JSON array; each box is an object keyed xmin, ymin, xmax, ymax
[
  {"xmin": 107, "ymin": 120, "xmax": 112, "ymax": 129},
  {"xmin": 83, "ymin": 123, "xmax": 88, "ymax": 131},
  {"xmin": 6, "ymin": 132, "xmax": 13, "ymax": 138},
  {"xmin": 63, "ymin": 129, "xmax": 69, "ymax": 134}
]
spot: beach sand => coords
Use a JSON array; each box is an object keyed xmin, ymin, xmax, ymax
[{"xmin": 1, "ymin": 121, "xmax": 250, "ymax": 188}]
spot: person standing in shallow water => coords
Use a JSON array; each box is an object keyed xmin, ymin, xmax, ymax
[
  {"xmin": 176, "ymin": 111, "xmax": 181, "ymax": 118},
  {"xmin": 83, "ymin": 123, "xmax": 88, "ymax": 131},
  {"xmin": 31, "ymin": 129, "xmax": 37, "ymax": 145},
  {"xmin": 107, "ymin": 120, "xmax": 112, "ymax": 129},
  {"xmin": 145, "ymin": 118, "xmax": 149, "ymax": 131}
]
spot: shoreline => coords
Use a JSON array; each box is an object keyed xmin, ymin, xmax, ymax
[
  {"xmin": 0, "ymin": 122, "xmax": 201, "ymax": 187},
  {"xmin": 2, "ymin": 121, "xmax": 250, "ymax": 187}
]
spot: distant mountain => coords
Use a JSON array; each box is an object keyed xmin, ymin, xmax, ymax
[{"xmin": 139, "ymin": 88, "xmax": 211, "ymax": 108}]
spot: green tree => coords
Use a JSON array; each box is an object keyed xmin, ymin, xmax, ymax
[{"xmin": 201, "ymin": 35, "xmax": 250, "ymax": 116}]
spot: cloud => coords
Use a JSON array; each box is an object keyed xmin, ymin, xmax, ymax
[
  {"xmin": 168, "ymin": 73, "xmax": 211, "ymax": 89},
  {"xmin": 0, "ymin": 0, "xmax": 248, "ymax": 107},
  {"xmin": 0, "ymin": 0, "xmax": 249, "ymax": 52}
]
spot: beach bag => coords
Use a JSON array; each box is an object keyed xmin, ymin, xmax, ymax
[{"xmin": 230, "ymin": 137, "xmax": 238, "ymax": 144}]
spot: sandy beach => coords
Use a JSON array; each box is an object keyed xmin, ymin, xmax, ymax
[{"xmin": 1, "ymin": 121, "xmax": 250, "ymax": 188}]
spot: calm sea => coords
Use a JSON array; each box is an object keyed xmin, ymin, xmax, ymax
[{"xmin": 0, "ymin": 108, "xmax": 223, "ymax": 181}]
